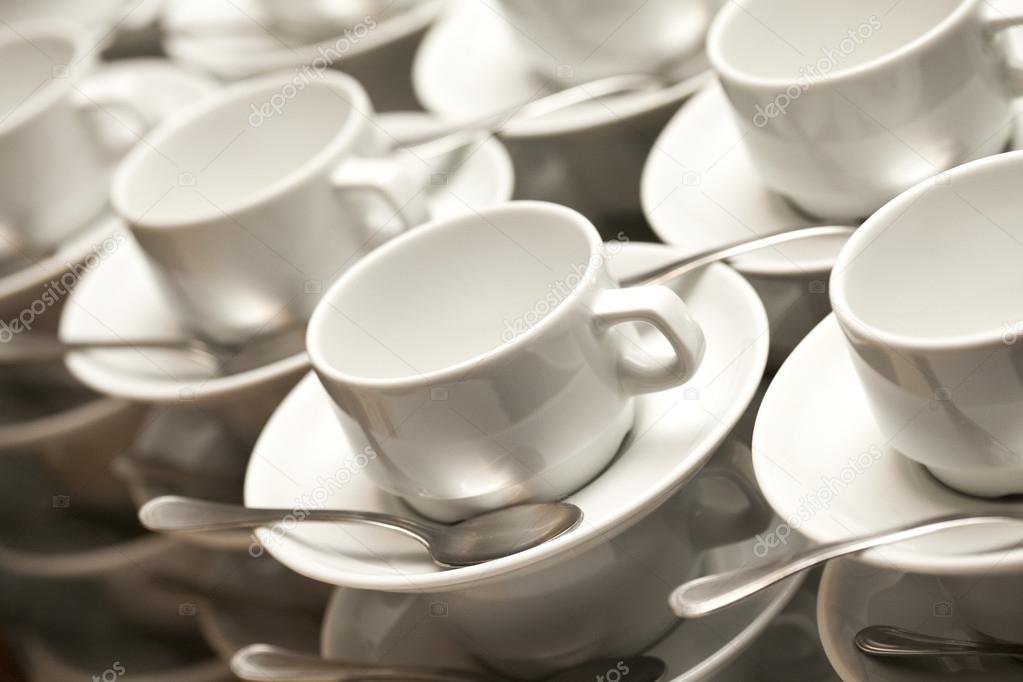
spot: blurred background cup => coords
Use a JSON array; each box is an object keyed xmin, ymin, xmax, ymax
[
  {"xmin": 496, "ymin": 0, "xmax": 719, "ymax": 84},
  {"xmin": 111, "ymin": 70, "xmax": 429, "ymax": 345},
  {"xmin": 307, "ymin": 201, "xmax": 705, "ymax": 522},
  {"xmin": 0, "ymin": 22, "xmax": 147, "ymax": 252},
  {"xmin": 708, "ymin": 0, "xmax": 1023, "ymax": 221}
]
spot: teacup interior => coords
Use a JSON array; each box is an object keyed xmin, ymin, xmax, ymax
[
  {"xmin": 313, "ymin": 208, "xmax": 596, "ymax": 379},
  {"xmin": 837, "ymin": 158, "xmax": 1023, "ymax": 339},
  {"xmin": 0, "ymin": 34, "xmax": 74, "ymax": 124},
  {"xmin": 116, "ymin": 79, "xmax": 354, "ymax": 223},
  {"xmin": 715, "ymin": 0, "xmax": 961, "ymax": 80}
]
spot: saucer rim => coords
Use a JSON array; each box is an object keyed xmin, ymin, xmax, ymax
[
  {"xmin": 412, "ymin": 0, "xmax": 712, "ymax": 139},
  {"xmin": 753, "ymin": 313, "xmax": 1023, "ymax": 575},
  {"xmin": 247, "ymin": 244, "xmax": 770, "ymax": 592}
]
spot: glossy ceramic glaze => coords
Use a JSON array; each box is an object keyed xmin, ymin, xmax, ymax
[
  {"xmin": 709, "ymin": 0, "xmax": 1023, "ymax": 220},
  {"xmin": 753, "ymin": 314, "xmax": 1023, "ymax": 575},
  {"xmin": 496, "ymin": 0, "xmax": 716, "ymax": 83},
  {"xmin": 641, "ymin": 82, "xmax": 855, "ymax": 367},
  {"xmin": 316, "ymin": 492, "xmax": 804, "ymax": 682},
  {"xmin": 61, "ymin": 111, "xmax": 513, "ymax": 446},
  {"xmin": 307, "ymin": 202, "xmax": 705, "ymax": 521},
  {"xmin": 426, "ymin": 442, "xmax": 770, "ymax": 678},
  {"xmin": 111, "ymin": 70, "xmax": 429, "ymax": 345},
  {"xmin": 0, "ymin": 24, "xmax": 122, "ymax": 249},
  {"xmin": 831, "ymin": 151, "xmax": 1023, "ymax": 497},
  {"xmin": 246, "ymin": 242, "xmax": 768, "ymax": 587}
]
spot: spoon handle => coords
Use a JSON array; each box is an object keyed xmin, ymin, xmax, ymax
[
  {"xmin": 855, "ymin": 626, "xmax": 1023, "ymax": 658},
  {"xmin": 669, "ymin": 513, "xmax": 1023, "ymax": 618},
  {"xmin": 138, "ymin": 496, "xmax": 440, "ymax": 543},
  {"xmin": 230, "ymin": 644, "xmax": 501, "ymax": 682},
  {"xmin": 397, "ymin": 73, "xmax": 669, "ymax": 151},
  {"xmin": 0, "ymin": 335, "xmax": 219, "ymax": 364},
  {"xmin": 620, "ymin": 225, "xmax": 856, "ymax": 288}
]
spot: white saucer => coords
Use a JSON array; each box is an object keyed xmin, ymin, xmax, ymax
[
  {"xmin": 754, "ymin": 315, "xmax": 1023, "ymax": 576},
  {"xmin": 412, "ymin": 0, "xmax": 711, "ymax": 139},
  {"xmin": 318, "ymin": 544, "xmax": 805, "ymax": 682},
  {"xmin": 59, "ymin": 111, "xmax": 514, "ymax": 406},
  {"xmin": 0, "ymin": 59, "xmax": 216, "ymax": 327},
  {"xmin": 244, "ymin": 242, "xmax": 769, "ymax": 591},
  {"xmin": 643, "ymin": 81, "xmax": 1023, "ymax": 276},
  {"xmin": 161, "ymin": 0, "xmax": 443, "ymax": 82},
  {"xmin": 818, "ymin": 559, "xmax": 1021, "ymax": 682}
]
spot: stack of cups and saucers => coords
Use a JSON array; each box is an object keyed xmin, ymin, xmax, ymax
[{"xmin": 3, "ymin": 0, "xmax": 1023, "ymax": 681}]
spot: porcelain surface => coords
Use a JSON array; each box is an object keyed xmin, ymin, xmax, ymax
[
  {"xmin": 60, "ymin": 110, "xmax": 513, "ymax": 410},
  {"xmin": 709, "ymin": 0, "xmax": 1023, "ymax": 221},
  {"xmin": 754, "ymin": 314, "xmax": 1023, "ymax": 575},
  {"xmin": 306, "ymin": 202, "xmax": 706, "ymax": 520}
]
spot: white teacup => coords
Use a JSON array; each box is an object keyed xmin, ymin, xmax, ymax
[
  {"xmin": 496, "ymin": 0, "xmax": 717, "ymax": 83},
  {"xmin": 307, "ymin": 201, "xmax": 705, "ymax": 522},
  {"xmin": 709, "ymin": 0, "xmax": 1023, "ymax": 221},
  {"xmin": 111, "ymin": 70, "xmax": 428, "ymax": 345},
  {"xmin": 831, "ymin": 150, "xmax": 1023, "ymax": 497},
  {"xmin": 0, "ymin": 23, "xmax": 144, "ymax": 250}
]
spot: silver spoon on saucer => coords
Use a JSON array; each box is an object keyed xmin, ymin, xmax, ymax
[
  {"xmin": 855, "ymin": 625, "xmax": 1023, "ymax": 660},
  {"xmin": 0, "ymin": 225, "xmax": 853, "ymax": 368},
  {"xmin": 619, "ymin": 224, "xmax": 855, "ymax": 287},
  {"xmin": 138, "ymin": 495, "xmax": 582, "ymax": 567},
  {"xmin": 394, "ymin": 72, "xmax": 681, "ymax": 153},
  {"xmin": 669, "ymin": 512, "xmax": 1023, "ymax": 618},
  {"xmin": 230, "ymin": 644, "xmax": 666, "ymax": 682},
  {"xmin": 0, "ymin": 323, "xmax": 306, "ymax": 375}
]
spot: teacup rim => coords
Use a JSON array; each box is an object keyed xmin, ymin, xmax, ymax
[
  {"xmin": 110, "ymin": 69, "xmax": 370, "ymax": 230},
  {"xmin": 306, "ymin": 200, "xmax": 604, "ymax": 390},
  {"xmin": 0, "ymin": 21, "xmax": 93, "ymax": 137},
  {"xmin": 707, "ymin": 0, "xmax": 978, "ymax": 91},
  {"xmin": 830, "ymin": 150, "xmax": 1023, "ymax": 352}
]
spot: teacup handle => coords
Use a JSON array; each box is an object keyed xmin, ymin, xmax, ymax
[
  {"xmin": 592, "ymin": 286, "xmax": 705, "ymax": 394},
  {"xmin": 72, "ymin": 90, "xmax": 158, "ymax": 159},
  {"xmin": 687, "ymin": 461, "xmax": 774, "ymax": 551},
  {"xmin": 332, "ymin": 158, "xmax": 431, "ymax": 243},
  {"xmin": 983, "ymin": 7, "xmax": 1023, "ymax": 92}
]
